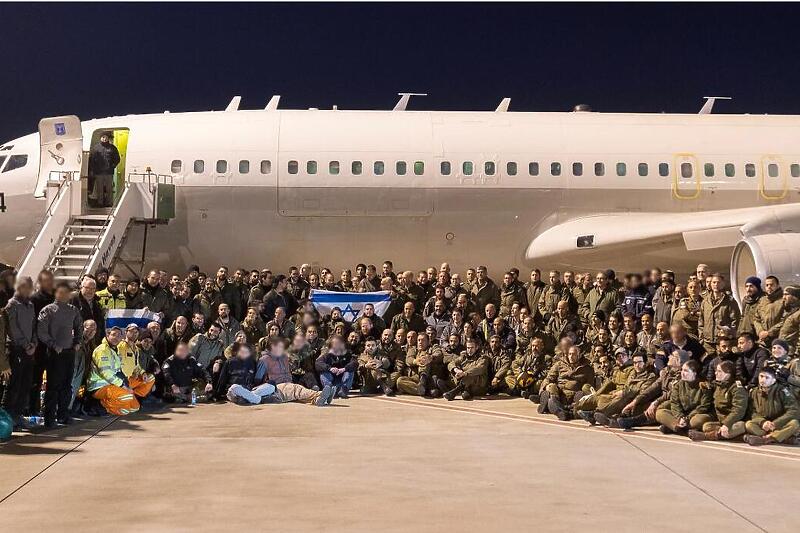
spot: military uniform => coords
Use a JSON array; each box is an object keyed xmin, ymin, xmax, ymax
[
  {"xmin": 594, "ymin": 367, "xmax": 657, "ymax": 418},
  {"xmin": 390, "ymin": 312, "xmax": 426, "ymax": 334},
  {"xmin": 698, "ymin": 292, "xmax": 740, "ymax": 353},
  {"xmin": 753, "ymin": 290, "xmax": 784, "ymax": 346},
  {"xmin": 442, "ymin": 350, "xmax": 490, "ymax": 398},
  {"xmin": 287, "ymin": 344, "xmax": 319, "ymax": 390},
  {"xmin": 698, "ymin": 378, "xmax": 748, "ymax": 439},
  {"xmin": 745, "ymin": 383, "xmax": 800, "ymax": 443},
  {"xmin": 396, "ymin": 345, "xmax": 444, "ymax": 396},
  {"xmin": 505, "ymin": 348, "xmax": 548, "ymax": 397},
  {"xmin": 655, "ymin": 380, "xmax": 713, "ymax": 432},
  {"xmin": 538, "ymin": 284, "xmax": 572, "ymax": 323},
  {"xmin": 738, "ymin": 293, "xmax": 766, "ymax": 337},
  {"xmin": 485, "ymin": 346, "xmax": 512, "ymax": 393},
  {"xmin": 580, "ymin": 287, "xmax": 621, "ymax": 323},
  {"xmin": 545, "ymin": 313, "xmax": 580, "ymax": 348},
  {"xmin": 357, "ymin": 350, "xmax": 392, "ymax": 393},
  {"xmin": 499, "ymin": 283, "xmax": 526, "ymax": 317},
  {"xmin": 540, "ymin": 356, "xmax": 595, "ymax": 415},
  {"xmin": 526, "ymin": 281, "xmax": 546, "ymax": 323},
  {"xmin": 575, "ymin": 361, "xmax": 634, "ymax": 413},
  {"xmin": 471, "ymin": 279, "xmax": 501, "ymax": 318},
  {"xmin": 777, "ymin": 306, "xmax": 800, "ymax": 353}
]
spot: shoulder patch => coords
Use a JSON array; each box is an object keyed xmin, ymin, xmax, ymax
[{"xmin": 735, "ymin": 380, "xmax": 743, "ymax": 388}]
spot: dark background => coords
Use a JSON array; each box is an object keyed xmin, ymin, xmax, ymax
[{"xmin": 1, "ymin": 2, "xmax": 797, "ymax": 141}]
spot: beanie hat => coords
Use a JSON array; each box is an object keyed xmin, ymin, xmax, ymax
[
  {"xmin": 771, "ymin": 338, "xmax": 789, "ymax": 353},
  {"xmin": 784, "ymin": 286, "xmax": 800, "ymax": 299},
  {"xmin": 604, "ymin": 269, "xmax": 616, "ymax": 280},
  {"xmin": 745, "ymin": 276, "xmax": 762, "ymax": 290}
]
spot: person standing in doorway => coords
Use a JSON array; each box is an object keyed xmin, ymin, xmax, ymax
[{"xmin": 88, "ymin": 131, "xmax": 121, "ymax": 208}]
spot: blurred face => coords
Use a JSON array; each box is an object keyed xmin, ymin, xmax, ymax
[
  {"xmin": 670, "ymin": 324, "xmax": 686, "ymax": 342},
  {"xmin": 83, "ymin": 320, "xmax": 97, "ymax": 339},
  {"xmin": 175, "ymin": 343, "xmax": 189, "ymax": 359},
  {"xmin": 237, "ymin": 345, "xmax": 253, "ymax": 360}
]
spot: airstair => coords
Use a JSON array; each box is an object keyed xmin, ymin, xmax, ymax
[{"xmin": 16, "ymin": 171, "xmax": 175, "ymax": 284}]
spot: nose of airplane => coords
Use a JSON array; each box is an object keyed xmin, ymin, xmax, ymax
[{"xmin": 0, "ymin": 132, "xmax": 40, "ymax": 195}]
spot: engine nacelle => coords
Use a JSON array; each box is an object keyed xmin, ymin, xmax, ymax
[{"xmin": 730, "ymin": 233, "xmax": 800, "ymax": 304}]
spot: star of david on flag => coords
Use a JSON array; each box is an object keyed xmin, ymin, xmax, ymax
[{"xmin": 309, "ymin": 290, "xmax": 391, "ymax": 323}]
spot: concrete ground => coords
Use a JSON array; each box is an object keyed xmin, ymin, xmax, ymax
[{"xmin": 1, "ymin": 396, "xmax": 798, "ymax": 532}]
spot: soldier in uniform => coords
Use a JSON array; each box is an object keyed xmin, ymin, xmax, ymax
[
  {"xmin": 395, "ymin": 334, "xmax": 444, "ymax": 397},
  {"xmin": 743, "ymin": 366, "xmax": 800, "ymax": 446},
  {"xmin": 484, "ymin": 335, "xmax": 512, "ymax": 395},
  {"xmin": 575, "ymin": 346, "xmax": 635, "ymax": 420},
  {"xmin": 655, "ymin": 359, "xmax": 713, "ymax": 434},
  {"xmin": 357, "ymin": 337, "xmax": 393, "ymax": 395},
  {"xmin": 688, "ymin": 360, "xmax": 748, "ymax": 441},
  {"xmin": 591, "ymin": 351, "xmax": 657, "ymax": 427},
  {"xmin": 538, "ymin": 270, "xmax": 573, "ymax": 324},
  {"xmin": 545, "ymin": 300, "xmax": 581, "ymax": 350},
  {"xmin": 437, "ymin": 337, "xmax": 490, "ymax": 401},
  {"xmin": 777, "ymin": 286, "xmax": 800, "ymax": 353},
  {"xmin": 697, "ymin": 273, "xmax": 741, "ymax": 357},
  {"xmin": 754, "ymin": 276, "xmax": 784, "ymax": 346},
  {"xmin": 376, "ymin": 328, "xmax": 404, "ymax": 395},
  {"xmin": 287, "ymin": 333, "xmax": 320, "ymax": 390},
  {"xmin": 499, "ymin": 272, "xmax": 526, "ymax": 317},
  {"xmin": 505, "ymin": 337, "xmax": 548, "ymax": 400},
  {"xmin": 537, "ymin": 345, "xmax": 595, "ymax": 420},
  {"xmin": 525, "ymin": 269, "xmax": 546, "ymax": 324},
  {"xmin": 390, "ymin": 301, "xmax": 425, "ymax": 335},
  {"xmin": 738, "ymin": 277, "xmax": 765, "ymax": 337}
]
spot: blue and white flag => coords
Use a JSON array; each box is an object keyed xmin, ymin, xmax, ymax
[
  {"xmin": 309, "ymin": 290, "xmax": 391, "ymax": 323},
  {"xmin": 106, "ymin": 309, "xmax": 161, "ymax": 330}
]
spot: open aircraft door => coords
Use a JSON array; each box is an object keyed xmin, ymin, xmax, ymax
[
  {"xmin": 36, "ymin": 116, "xmax": 83, "ymax": 198},
  {"xmin": 672, "ymin": 153, "xmax": 701, "ymax": 200},
  {"xmin": 760, "ymin": 155, "xmax": 788, "ymax": 200}
]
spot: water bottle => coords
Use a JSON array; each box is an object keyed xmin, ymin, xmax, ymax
[
  {"xmin": 26, "ymin": 416, "xmax": 44, "ymax": 426},
  {"xmin": 191, "ymin": 390, "xmax": 197, "ymax": 405}
]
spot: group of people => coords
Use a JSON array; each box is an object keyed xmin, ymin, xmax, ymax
[{"xmin": 1, "ymin": 260, "xmax": 798, "ymax": 447}]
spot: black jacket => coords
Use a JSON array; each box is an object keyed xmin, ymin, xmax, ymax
[
  {"xmin": 70, "ymin": 292, "xmax": 106, "ymax": 334},
  {"xmin": 162, "ymin": 355, "xmax": 212, "ymax": 389},
  {"xmin": 741, "ymin": 346, "xmax": 770, "ymax": 388},
  {"xmin": 262, "ymin": 289, "xmax": 298, "ymax": 321},
  {"xmin": 315, "ymin": 350, "xmax": 358, "ymax": 374},
  {"xmin": 214, "ymin": 357, "xmax": 257, "ymax": 399},
  {"xmin": 89, "ymin": 141, "xmax": 121, "ymax": 176}
]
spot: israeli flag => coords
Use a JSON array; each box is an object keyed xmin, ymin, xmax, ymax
[
  {"xmin": 106, "ymin": 309, "xmax": 161, "ymax": 330},
  {"xmin": 310, "ymin": 290, "xmax": 391, "ymax": 323}
]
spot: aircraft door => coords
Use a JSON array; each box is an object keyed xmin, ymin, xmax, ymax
[
  {"xmin": 760, "ymin": 155, "xmax": 787, "ymax": 200},
  {"xmin": 36, "ymin": 116, "xmax": 83, "ymax": 197},
  {"xmin": 672, "ymin": 154, "xmax": 700, "ymax": 200}
]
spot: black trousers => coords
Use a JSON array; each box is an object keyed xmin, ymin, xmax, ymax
[
  {"xmin": 29, "ymin": 344, "xmax": 48, "ymax": 415},
  {"xmin": 44, "ymin": 347, "xmax": 75, "ymax": 422},
  {"xmin": 1, "ymin": 345, "xmax": 34, "ymax": 418}
]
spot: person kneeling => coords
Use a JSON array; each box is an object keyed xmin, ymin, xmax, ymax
[
  {"xmin": 743, "ymin": 367, "xmax": 800, "ymax": 446},
  {"xmin": 257, "ymin": 336, "xmax": 335, "ymax": 406},
  {"xmin": 162, "ymin": 341, "xmax": 214, "ymax": 403},
  {"xmin": 86, "ymin": 327, "xmax": 152, "ymax": 416},
  {"xmin": 436, "ymin": 337, "xmax": 489, "ymax": 401},
  {"xmin": 655, "ymin": 360, "xmax": 713, "ymax": 435}
]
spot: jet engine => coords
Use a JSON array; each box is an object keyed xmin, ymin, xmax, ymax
[{"xmin": 730, "ymin": 233, "xmax": 800, "ymax": 304}]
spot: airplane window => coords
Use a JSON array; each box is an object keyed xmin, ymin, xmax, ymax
[
  {"xmin": 551, "ymin": 162, "xmax": 561, "ymax": 176},
  {"xmin": 725, "ymin": 163, "xmax": 735, "ymax": 177},
  {"xmin": 485, "ymin": 162, "xmax": 495, "ymax": 176},
  {"xmin": 441, "ymin": 161, "xmax": 451, "ymax": 175},
  {"xmin": 330, "ymin": 161, "xmax": 340, "ymax": 175},
  {"xmin": 0, "ymin": 155, "xmax": 6, "ymax": 171},
  {"xmin": 462, "ymin": 162, "xmax": 473, "ymax": 176},
  {"xmin": 638, "ymin": 163, "xmax": 648, "ymax": 176},
  {"xmin": 528, "ymin": 162, "xmax": 539, "ymax": 176},
  {"xmin": 572, "ymin": 162, "xmax": 582, "ymax": 176},
  {"xmin": 352, "ymin": 161, "xmax": 363, "ymax": 175},
  {"xmin": 658, "ymin": 163, "xmax": 669, "ymax": 177},
  {"xmin": 260, "ymin": 160, "xmax": 272, "ymax": 174},
  {"xmin": 594, "ymin": 162, "xmax": 605, "ymax": 176},
  {"xmin": 704, "ymin": 163, "xmax": 714, "ymax": 177},
  {"xmin": 0, "ymin": 145, "xmax": 12, "ymax": 151},
  {"xmin": 506, "ymin": 162, "xmax": 517, "ymax": 176},
  {"xmin": 681, "ymin": 162, "xmax": 693, "ymax": 178},
  {"xmin": 397, "ymin": 161, "xmax": 407, "ymax": 175},
  {"xmin": 193, "ymin": 160, "xmax": 204, "ymax": 174},
  {"xmin": 307, "ymin": 161, "xmax": 317, "ymax": 174},
  {"xmin": 216, "ymin": 160, "xmax": 228, "ymax": 173},
  {"xmin": 792, "ymin": 164, "xmax": 800, "ymax": 178},
  {"xmin": 414, "ymin": 161, "xmax": 425, "ymax": 175},
  {"xmin": 288, "ymin": 160, "xmax": 298, "ymax": 174},
  {"xmin": 374, "ymin": 161, "xmax": 385, "ymax": 175},
  {"xmin": 2, "ymin": 154, "xmax": 28, "ymax": 173},
  {"xmin": 745, "ymin": 163, "xmax": 756, "ymax": 177},
  {"xmin": 768, "ymin": 163, "xmax": 779, "ymax": 178},
  {"xmin": 170, "ymin": 160, "xmax": 182, "ymax": 173},
  {"xmin": 616, "ymin": 162, "xmax": 626, "ymax": 176},
  {"xmin": 239, "ymin": 160, "xmax": 249, "ymax": 174}
]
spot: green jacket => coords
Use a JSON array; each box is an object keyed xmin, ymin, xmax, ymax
[
  {"xmin": 738, "ymin": 294, "xmax": 765, "ymax": 337},
  {"xmin": 748, "ymin": 384, "xmax": 800, "ymax": 427},
  {"xmin": 698, "ymin": 292, "xmax": 740, "ymax": 345},
  {"xmin": 538, "ymin": 284, "xmax": 572, "ymax": 321},
  {"xmin": 543, "ymin": 356, "xmax": 595, "ymax": 394},
  {"xmin": 484, "ymin": 347, "xmax": 512, "ymax": 381},
  {"xmin": 580, "ymin": 287, "xmax": 621, "ymax": 321},
  {"xmin": 753, "ymin": 290, "xmax": 784, "ymax": 344},
  {"xmin": 595, "ymin": 362, "xmax": 634, "ymax": 395},
  {"xmin": 778, "ymin": 307, "xmax": 800, "ymax": 353},
  {"xmin": 712, "ymin": 379, "xmax": 749, "ymax": 428},
  {"xmin": 448, "ymin": 350, "xmax": 489, "ymax": 379},
  {"xmin": 668, "ymin": 380, "xmax": 713, "ymax": 419}
]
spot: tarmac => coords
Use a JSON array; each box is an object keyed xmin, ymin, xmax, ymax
[{"xmin": 1, "ymin": 395, "xmax": 798, "ymax": 532}]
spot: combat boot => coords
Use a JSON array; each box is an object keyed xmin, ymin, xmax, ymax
[
  {"xmin": 688, "ymin": 429, "xmax": 718, "ymax": 441},
  {"xmin": 577, "ymin": 410, "xmax": 596, "ymax": 425},
  {"xmin": 461, "ymin": 390, "xmax": 473, "ymax": 401},
  {"xmin": 443, "ymin": 383, "xmax": 465, "ymax": 401},
  {"xmin": 417, "ymin": 374, "xmax": 429, "ymax": 397},
  {"xmin": 617, "ymin": 414, "xmax": 648, "ymax": 431},
  {"xmin": 536, "ymin": 391, "xmax": 550, "ymax": 414},
  {"xmin": 744, "ymin": 435, "xmax": 774, "ymax": 446},
  {"xmin": 548, "ymin": 397, "xmax": 570, "ymax": 421}
]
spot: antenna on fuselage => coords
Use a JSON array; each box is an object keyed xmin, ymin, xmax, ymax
[
  {"xmin": 225, "ymin": 96, "xmax": 242, "ymax": 112},
  {"xmin": 393, "ymin": 92, "xmax": 427, "ymax": 111},
  {"xmin": 699, "ymin": 96, "xmax": 732, "ymax": 114},
  {"xmin": 495, "ymin": 98, "xmax": 511, "ymax": 112},
  {"xmin": 265, "ymin": 95, "xmax": 281, "ymax": 111}
]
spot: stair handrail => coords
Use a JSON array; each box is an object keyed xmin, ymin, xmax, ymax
[
  {"xmin": 15, "ymin": 171, "xmax": 77, "ymax": 271},
  {"xmin": 78, "ymin": 183, "xmax": 131, "ymax": 278},
  {"xmin": 127, "ymin": 171, "xmax": 174, "ymax": 219}
]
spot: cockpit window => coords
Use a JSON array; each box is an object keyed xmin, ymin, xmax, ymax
[
  {"xmin": 0, "ymin": 155, "xmax": 7, "ymax": 171},
  {"xmin": 0, "ymin": 145, "xmax": 12, "ymax": 151},
  {"xmin": 2, "ymin": 154, "xmax": 27, "ymax": 173}
]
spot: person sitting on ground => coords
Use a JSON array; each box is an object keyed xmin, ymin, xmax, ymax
[
  {"xmin": 315, "ymin": 334, "xmax": 357, "ymax": 398},
  {"xmin": 538, "ymin": 345, "xmax": 595, "ymax": 420},
  {"xmin": 161, "ymin": 341, "xmax": 213, "ymax": 403},
  {"xmin": 575, "ymin": 346, "xmax": 635, "ymax": 422},
  {"xmin": 396, "ymin": 334, "xmax": 443, "ymax": 397},
  {"xmin": 214, "ymin": 343, "xmax": 275, "ymax": 405},
  {"xmin": 591, "ymin": 351, "xmax": 657, "ymax": 427},
  {"xmin": 654, "ymin": 359, "xmax": 713, "ymax": 435},
  {"xmin": 484, "ymin": 334, "xmax": 512, "ymax": 395},
  {"xmin": 506, "ymin": 336, "xmax": 548, "ymax": 400},
  {"xmin": 86, "ymin": 327, "xmax": 150, "ymax": 415},
  {"xmin": 688, "ymin": 360, "xmax": 749, "ymax": 442},
  {"xmin": 254, "ymin": 336, "xmax": 334, "ymax": 405},
  {"xmin": 743, "ymin": 366, "xmax": 800, "ymax": 446},
  {"xmin": 437, "ymin": 337, "xmax": 490, "ymax": 401},
  {"xmin": 189, "ymin": 322, "xmax": 225, "ymax": 378},
  {"xmin": 357, "ymin": 336, "xmax": 393, "ymax": 395},
  {"xmin": 287, "ymin": 332, "xmax": 320, "ymax": 390}
]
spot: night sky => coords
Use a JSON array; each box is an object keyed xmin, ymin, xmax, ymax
[{"xmin": 1, "ymin": 2, "xmax": 799, "ymax": 142}]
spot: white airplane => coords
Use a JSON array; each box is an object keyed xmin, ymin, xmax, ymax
[{"xmin": 1, "ymin": 94, "xmax": 800, "ymax": 301}]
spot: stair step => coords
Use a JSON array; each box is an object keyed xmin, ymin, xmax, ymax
[
  {"xmin": 66, "ymin": 234, "xmax": 101, "ymax": 240},
  {"xmin": 65, "ymin": 224, "xmax": 105, "ymax": 230},
  {"xmin": 61, "ymin": 244, "xmax": 96, "ymax": 250},
  {"xmin": 74, "ymin": 214, "xmax": 110, "ymax": 221},
  {"xmin": 53, "ymin": 254, "xmax": 91, "ymax": 260},
  {"xmin": 50, "ymin": 265, "xmax": 85, "ymax": 270}
]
